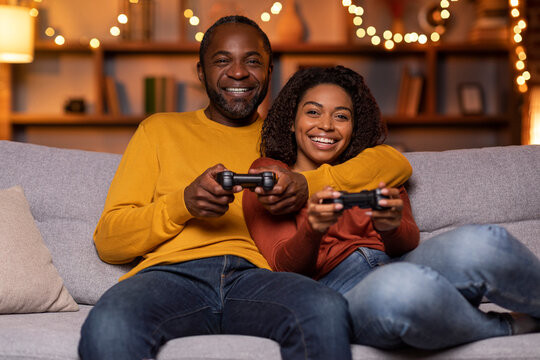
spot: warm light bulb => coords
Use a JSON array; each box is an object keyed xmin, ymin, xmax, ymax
[
  {"xmin": 189, "ymin": 16, "xmax": 200, "ymax": 26},
  {"xmin": 383, "ymin": 30, "xmax": 392, "ymax": 40},
  {"xmin": 261, "ymin": 12, "xmax": 270, "ymax": 22},
  {"xmin": 118, "ymin": 14, "xmax": 128, "ymax": 24},
  {"xmin": 54, "ymin": 35, "xmax": 65, "ymax": 45},
  {"xmin": 523, "ymin": 71, "xmax": 531, "ymax": 80},
  {"xmin": 45, "ymin": 27, "xmax": 55, "ymax": 37},
  {"xmin": 89, "ymin": 38, "xmax": 100, "ymax": 48},
  {"xmin": 110, "ymin": 26, "xmax": 121, "ymax": 36},
  {"xmin": 518, "ymin": 83, "xmax": 527, "ymax": 93},
  {"xmin": 271, "ymin": 2, "xmax": 282, "ymax": 14},
  {"xmin": 511, "ymin": 8, "xmax": 520, "ymax": 17},
  {"xmin": 353, "ymin": 16, "xmax": 362, "ymax": 26},
  {"xmin": 518, "ymin": 20, "xmax": 526, "ymax": 29},
  {"xmin": 513, "ymin": 25, "xmax": 521, "ymax": 34},
  {"xmin": 348, "ymin": 5, "xmax": 357, "ymax": 14},
  {"xmin": 355, "ymin": 6, "xmax": 364, "ymax": 16},
  {"xmin": 393, "ymin": 33, "xmax": 403, "ymax": 43},
  {"xmin": 184, "ymin": 9, "xmax": 193, "ymax": 18},
  {"xmin": 418, "ymin": 34, "xmax": 428, "ymax": 44},
  {"xmin": 514, "ymin": 33, "xmax": 522, "ymax": 42},
  {"xmin": 356, "ymin": 28, "xmax": 366, "ymax": 38},
  {"xmin": 367, "ymin": 26, "xmax": 376, "ymax": 36},
  {"xmin": 431, "ymin": 32, "xmax": 441, "ymax": 42},
  {"xmin": 518, "ymin": 52, "xmax": 527, "ymax": 60},
  {"xmin": 29, "ymin": 8, "xmax": 38, "ymax": 17},
  {"xmin": 371, "ymin": 36, "xmax": 381, "ymax": 46},
  {"xmin": 517, "ymin": 76, "xmax": 525, "ymax": 85},
  {"xmin": 384, "ymin": 40, "xmax": 394, "ymax": 49},
  {"xmin": 516, "ymin": 60, "xmax": 525, "ymax": 70},
  {"xmin": 195, "ymin": 32, "xmax": 204, "ymax": 42},
  {"xmin": 342, "ymin": 0, "xmax": 352, "ymax": 7},
  {"xmin": 510, "ymin": 0, "xmax": 519, "ymax": 7},
  {"xmin": 440, "ymin": 0, "xmax": 450, "ymax": 8},
  {"xmin": 441, "ymin": 9, "xmax": 450, "ymax": 19}
]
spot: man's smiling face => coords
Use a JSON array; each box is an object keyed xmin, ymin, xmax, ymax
[{"xmin": 198, "ymin": 23, "xmax": 272, "ymax": 127}]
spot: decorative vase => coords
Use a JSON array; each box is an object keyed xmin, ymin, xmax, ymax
[{"xmin": 276, "ymin": 0, "xmax": 304, "ymax": 44}]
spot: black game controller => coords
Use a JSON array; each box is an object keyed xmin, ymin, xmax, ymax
[
  {"xmin": 322, "ymin": 189, "xmax": 390, "ymax": 211},
  {"xmin": 216, "ymin": 171, "xmax": 276, "ymax": 191}
]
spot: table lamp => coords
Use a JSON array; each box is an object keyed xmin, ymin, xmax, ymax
[{"xmin": 0, "ymin": 4, "xmax": 35, "ymax": 140}]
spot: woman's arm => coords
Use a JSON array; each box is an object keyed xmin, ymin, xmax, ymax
[{"xmin": 374, "ymin": 186, "xmax": 420, "ymax": 257}]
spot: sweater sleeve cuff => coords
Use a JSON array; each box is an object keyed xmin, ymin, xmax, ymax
[{"xmin": 164, "ymin": 189, "xmax": 193, "ymax": 226}]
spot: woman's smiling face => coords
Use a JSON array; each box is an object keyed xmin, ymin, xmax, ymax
[{"xmin": 292, "ymin": 83, "xmax": 354, "ymax": 172}]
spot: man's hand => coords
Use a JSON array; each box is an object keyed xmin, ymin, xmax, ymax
[
  {"xmin": 368, "ymin": 182, "xmax": 403, "ymax": 232},
  {"xmin": 307, "ymin": 187, "xmax": 343, "ymax": 233},
  {"xmin": 249, "ymin": 165, "xmax": 309, "ymax": 215},
  {"xmin": 184, "ymin": 164, "xmax": 241, "ymax": 218}
]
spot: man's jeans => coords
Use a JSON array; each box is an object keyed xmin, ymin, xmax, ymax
[
  {"xmin": 319, "ymin": 224, "xmax": 540, "ymax": 350},
  {"xmin": 78, "ymin": 255, "xmax": 352, "ymax": 360}
]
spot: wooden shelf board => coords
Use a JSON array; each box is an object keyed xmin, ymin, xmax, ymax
[
  {"xmin": 10, "ymin": 113, "xmax": 143, "ymax": 126},
  {"xmin": 384, "ymin": 114, "xmax": 510, "ymax": 127}
]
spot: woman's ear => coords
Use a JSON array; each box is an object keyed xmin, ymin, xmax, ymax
[{"xmin": 290, "ymin": 121, "xmax": 295, "ymax": 132}]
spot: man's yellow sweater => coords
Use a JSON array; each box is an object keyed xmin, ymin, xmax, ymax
[{"xmin": 94, "ymin": 110, "xmax": 412, "ymax": 281}]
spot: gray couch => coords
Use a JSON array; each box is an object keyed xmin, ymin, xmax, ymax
[{"xmin": 0, "ymin": 139, "xmax": 539, "ymax": 360}]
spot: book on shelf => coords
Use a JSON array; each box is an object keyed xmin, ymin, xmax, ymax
[
  {"xmin": 396, "ymin": 67, "xmax": 423, "ymax": 117},
  {"xmin": 144, "ymin": 76, "xmax": 178, "ymax": 115},
  {"xmin": 104, "ymin": 76, "xmax": 121, "ymax": 116}
]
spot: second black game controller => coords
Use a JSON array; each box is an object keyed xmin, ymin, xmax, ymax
[
  {"xmin": 216, "ymin": 171, "xmax": 276, "ymax": 191},
  {"xmin": 322, "ymin": 189, "xmax": 390, "ymax": 211}
]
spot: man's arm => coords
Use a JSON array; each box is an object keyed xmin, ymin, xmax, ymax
[
  {"xmin": 303, "ymin": 144, "xmax": 412, "ymax": 196},
  {"xmin": 251, "ymin": 144, "xmax": 411, "ymax": 215},
  {"xmin": 94, "ymin": 121, "xmax": 191, "ymax": 264}
]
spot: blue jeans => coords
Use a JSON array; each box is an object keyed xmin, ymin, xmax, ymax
[
  {"xmin": 319, "ymin": 224, "xmax": 540, "ymax": 350},
  {"xmin": 78, "ymin": 255, "xmax": 352, "ymax": 360}
]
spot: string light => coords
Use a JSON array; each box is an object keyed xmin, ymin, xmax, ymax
[
  {"xmin": 348, "ymin": 0, "xmax": 459, "ymax": 49},
  {"xmin": 509, "ymin": 0, "xmax": 530, "ymax": 93}
]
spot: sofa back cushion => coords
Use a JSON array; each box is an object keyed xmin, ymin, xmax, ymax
[
  {"xmin": 0, "ymin": 141, "xmax": 131, "ymax": 305},
  {"xmin": 404, "ymin": 145, "xmax": 540, "ymax": 258}
]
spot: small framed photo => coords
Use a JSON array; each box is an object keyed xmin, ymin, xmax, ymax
[{"xmin": 458, "ymin": 83, "xmax": 484, "ymax": 115}]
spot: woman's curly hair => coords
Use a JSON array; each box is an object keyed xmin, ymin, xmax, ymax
[{"xmin": 261, "ymin": 65, "xmax": 387, "ymax": 166}]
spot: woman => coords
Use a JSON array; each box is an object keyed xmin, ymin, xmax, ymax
[{"xmin": 243, "ymin": 65, "xmax": 540, "ymax": 350}]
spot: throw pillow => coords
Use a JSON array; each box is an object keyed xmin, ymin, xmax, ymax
[{"xmin": 0, "ymin": 185, "xmax": 78, "ymax": 313}]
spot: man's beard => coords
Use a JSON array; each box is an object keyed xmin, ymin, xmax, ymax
[{"xmin": 205, "ymin": 80, "xmax": 269, "ymax": 120}]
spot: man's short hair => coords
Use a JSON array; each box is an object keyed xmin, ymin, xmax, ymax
[{"xmin": 199, "ymin": 15, "xmax": 273, "ymax": 67}]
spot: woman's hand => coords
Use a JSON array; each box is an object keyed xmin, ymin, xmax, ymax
[
  {"xmin": 368, "ymin": 182, "xmax": 403, "ymax": 232},
  {"xmin": 307, "ymin": 187, "xmax": 343, "ymax": 233}
]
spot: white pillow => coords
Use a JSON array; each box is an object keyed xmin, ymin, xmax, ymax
[{"xmin": 0, "ymin": 185, "xmax": 78, "ymax": 313}]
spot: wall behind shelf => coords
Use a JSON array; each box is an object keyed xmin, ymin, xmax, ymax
[{"xmin": 10, "ymin": 0, "xmax": 519, "ymax": 153}]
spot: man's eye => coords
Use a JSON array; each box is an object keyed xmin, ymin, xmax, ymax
[{"xmin": 247, "ymin": 59, "xmax": 262, "ymax": 65}]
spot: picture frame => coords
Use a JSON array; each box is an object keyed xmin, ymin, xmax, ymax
[{"xmin": 458, "ymin": 83, "xmax": 484, "ymax": 115}]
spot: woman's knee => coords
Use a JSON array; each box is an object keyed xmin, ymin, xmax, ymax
[{"xmin": 346, "ymin": 263, "xmax": 443, "ymax": 318}]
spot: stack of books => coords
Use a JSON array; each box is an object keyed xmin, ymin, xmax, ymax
[
  {"xmin": 144, "ymin": 76, "xmax": 178, "ymax": 115},
  {"xmin": 396, "ymin": 66, "xmax": 423, "ymax": 117},
  {"xmin": 469, "ymin": 0, "xmax": 509, "ymax": 44}
]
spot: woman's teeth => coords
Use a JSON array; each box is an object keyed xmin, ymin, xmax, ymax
[{"xmin": 310, "ymin": 136, "xmax": 336, "ymax": 144}]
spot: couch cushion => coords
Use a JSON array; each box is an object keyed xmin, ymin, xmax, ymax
[
  {"xmin": 0, "ymin": 141, "xmax": 133, "ymax": 305},
  {"xmin": 404, "ymin": 145, "xmax": 540, "ymax": 258},
  {"xmin": 0, "ymin": 185, "xmax": 78, "ymax": 314}
]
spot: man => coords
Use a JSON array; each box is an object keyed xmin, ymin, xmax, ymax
[{"xmin": 78, "ymin": 15, "xmax": 411, "ymax": 360}]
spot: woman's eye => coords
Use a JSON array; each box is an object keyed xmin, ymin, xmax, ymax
[{"xmin": 336, "ymin": 113, "xmax": 350, "ymax": 121}]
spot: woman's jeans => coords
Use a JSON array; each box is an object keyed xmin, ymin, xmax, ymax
[
  {"xmin": 319, "ymin": 224, "xmax": 540, "ymax": 350},
  {"xmin": 78, "ymin": 255, "xmax": 352, "ymax": 360}
]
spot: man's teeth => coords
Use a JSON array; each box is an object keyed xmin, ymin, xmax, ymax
[
  {"xmin": 311, "ymin": 137, "xmax": 336, "ymax": 144},
  {"xmin": 226, "ymin": 88, "xmax": 249, "ymax": 93}
]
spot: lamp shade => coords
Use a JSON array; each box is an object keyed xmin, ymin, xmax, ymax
[{"xmin": 0, "ymin": 5, "xmax": 34, "ymax": 63}]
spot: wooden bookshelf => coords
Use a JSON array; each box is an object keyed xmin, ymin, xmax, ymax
[{"xmin": 5, "ymin": 40, "xmax": 520, "ymax": 152}]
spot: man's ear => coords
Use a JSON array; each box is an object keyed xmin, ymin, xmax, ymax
[{"xmin": 197, "ymin": 62, "xmax": 205, "ymax": 86}]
